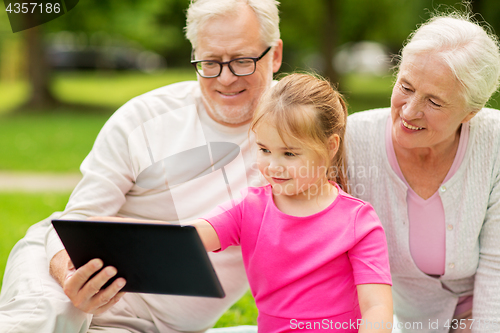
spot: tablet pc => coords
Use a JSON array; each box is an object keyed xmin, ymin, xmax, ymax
[{"xmin": 51, "ymin": 219, "xmax": 225, "ymax": 298}]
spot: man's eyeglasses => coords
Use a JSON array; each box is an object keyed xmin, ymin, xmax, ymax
[{"xmin": 191, "ymin": 46, "xmax": 272, "ymax": 78}]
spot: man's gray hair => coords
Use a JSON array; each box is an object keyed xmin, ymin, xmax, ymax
[
  {"xmin": 399, "ymin": 13, "xmax": 500, "ymax": 111},
  {"xmin": 185, "ymin": 0, "xmax": 280, "ymax": 50}
]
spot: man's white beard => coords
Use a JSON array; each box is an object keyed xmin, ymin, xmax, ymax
[{"xmin": 206, "ymin": 100, "xmax": 255, "ymax": 125}]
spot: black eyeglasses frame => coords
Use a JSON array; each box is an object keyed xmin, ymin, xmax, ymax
[{"xmin": 190, "ymin": 46, "xmax": 272, "ymax": 78}]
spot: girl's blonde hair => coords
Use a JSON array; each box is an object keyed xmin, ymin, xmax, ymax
[{"xmin": 251, "ymin": 73, "xmax": 349, "ymax": 191}]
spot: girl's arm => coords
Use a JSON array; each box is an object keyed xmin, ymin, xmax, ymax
[
  {"xmin": 357, "ymin": 284, "xmax": 393, "ymax": 333},
  {"xmin": 192, "ymin": 219, "xmax": 221, "ymax": 252}
]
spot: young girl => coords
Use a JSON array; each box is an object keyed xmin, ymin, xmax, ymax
[{"xmin": 193, "ymin": 73, "xmax": 393, "ymax": 332}]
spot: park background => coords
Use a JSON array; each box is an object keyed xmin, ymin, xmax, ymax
[{"xmin": 1, "ymin": 0, "xmax": 500, "ymax": 327}]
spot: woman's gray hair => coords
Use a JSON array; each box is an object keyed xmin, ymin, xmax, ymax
[
  {"xmin": 400, "ymin": 13, "xmax": 500, "ymax": 111},
  {"xmin": 185, "ymin": 0, "xmax": 280, "ymax": 50}
]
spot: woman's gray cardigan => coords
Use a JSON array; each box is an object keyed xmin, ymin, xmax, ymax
[{"xmin": 346, "ymin": 108, "xmax": 500, "ymax": 333}]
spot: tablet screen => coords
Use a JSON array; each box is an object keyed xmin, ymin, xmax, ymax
[{"xmin": 51, "ymin": 219, "xmax": 225, "ymax": 298}]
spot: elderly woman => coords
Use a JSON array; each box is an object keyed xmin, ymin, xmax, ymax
[{"xmin": 346, "ymin": 13, "xmax": 500, "ymax": 333}]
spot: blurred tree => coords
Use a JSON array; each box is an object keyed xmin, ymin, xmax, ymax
[
  {"xmin": 322, "ymin": 0, "xmax": 339, "ymax": 84},
  {"xmin": 470, "ymin": 0, "xmax": 500, "ymax": 38},
  {"xmin": 13, "ymin": 0, "xmax": 191, "ymax": 111},
  {"xmin": 48, "ymin": 0, "xmax": 191, "ymax": 66},
  {"xmin": 0, "ymin": 11, "xmax": 25, "ymax": 82},
  {"xmin": 279, "ymin": 0, "xmax": 484, "ymax": 82},
  {"xmin": 24, "ymin": 24, "xmax": 57, "ymax": 109}
]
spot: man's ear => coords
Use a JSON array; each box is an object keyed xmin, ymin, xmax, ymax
[
  {"xmin": 328, "ymin": 134, "xmax": 340, "ymax": 160},
  {"xmin": 271, "ymin": 39, "xmax": 283, "ymax": 73}
]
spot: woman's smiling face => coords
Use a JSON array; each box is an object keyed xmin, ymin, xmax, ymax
[{"xmin": 391, "ymin": 53, "xmax": 476, "ymax": 152}]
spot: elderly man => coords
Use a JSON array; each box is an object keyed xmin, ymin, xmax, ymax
[{"xmin": 0, "ymin": 0, "xmax": 283, "ymax": 331}]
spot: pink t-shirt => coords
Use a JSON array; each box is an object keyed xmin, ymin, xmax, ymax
[{"xmin": 203, "ymin": 184, "xmax": 392, "ymax": 332}]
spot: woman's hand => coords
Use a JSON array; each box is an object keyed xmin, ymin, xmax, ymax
[{"xmin": 49, "ymin": 250, "xmax": 126, "ymax": 315}]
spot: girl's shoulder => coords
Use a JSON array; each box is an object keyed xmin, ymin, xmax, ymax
[
  {"xmin": 237, "ymin": 184, "xmax": 273, "ymax": 204},
  {"xmin": 338, "ymin": 187, "xmax": 371, "ymax": 207},
  {"xmin": 336, "ymin": 188, "xmax": 383, "ymax": 238},
  {"xmin": 334, "ymin": 183, "xmax": 374, "ymax": 212},
  {"xmin": 211, "ymin": 185, "xmax": 273, "ymax": 217}
]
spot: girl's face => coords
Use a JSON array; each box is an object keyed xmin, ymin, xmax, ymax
[{"xmin": 255, "ymin": 120, "xmax": 332, "ymax": 200}]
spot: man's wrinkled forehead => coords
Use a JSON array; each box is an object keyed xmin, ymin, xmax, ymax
[
  {"xmin": 195, "ymin": 8, "xmax": 264, "ymax": 58},
  {"xmin": 191, "ymin": 3, "xmax": 264, "ymax": 49}
]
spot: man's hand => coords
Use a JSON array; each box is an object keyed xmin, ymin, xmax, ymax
[{"xmin": 49, "ymin": 250, "xmax": 126, "ymax": 315}]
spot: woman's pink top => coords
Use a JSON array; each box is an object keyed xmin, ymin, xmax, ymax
[
  {"xmin": 385, "ymin": 117, "xmax": 472, "ymax": 315},
  {"xmin": 203, "ymin": 184, "xmax": 392, "ymax": 332}
]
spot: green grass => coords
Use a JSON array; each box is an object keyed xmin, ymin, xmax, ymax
[
  {"xmin": 0, "ymin": 81, "xmax": 29, "ymax": 113},
  {"xmin": 0, "ymin": 69, "xmax": 197, "ymax": 172},
  {"xmin": 0, "ymin": 69, "xmax": 197, "ymax": 115},
  {"xmin": 0, "ymin": 71, "xmax": 393, "ymax": 173},
  {"xmin": 0, "ymin": 112, "xmax": 110, "ymax": 172},
  {"xmin": 0, "ymin": 192, "xmax": 71, "ymax": 287},
  {"xmin": 214, "ymin": 291, "xmax": 258, "ymax": 327},
  {"xmin": 52, "ymin": 69, "xmax": 197, "ymax": 110}
]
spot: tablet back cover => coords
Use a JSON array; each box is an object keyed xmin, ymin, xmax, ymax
[{"xmin": 51, "ymin": 220, "xmax": 225, "ymax": 298}]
